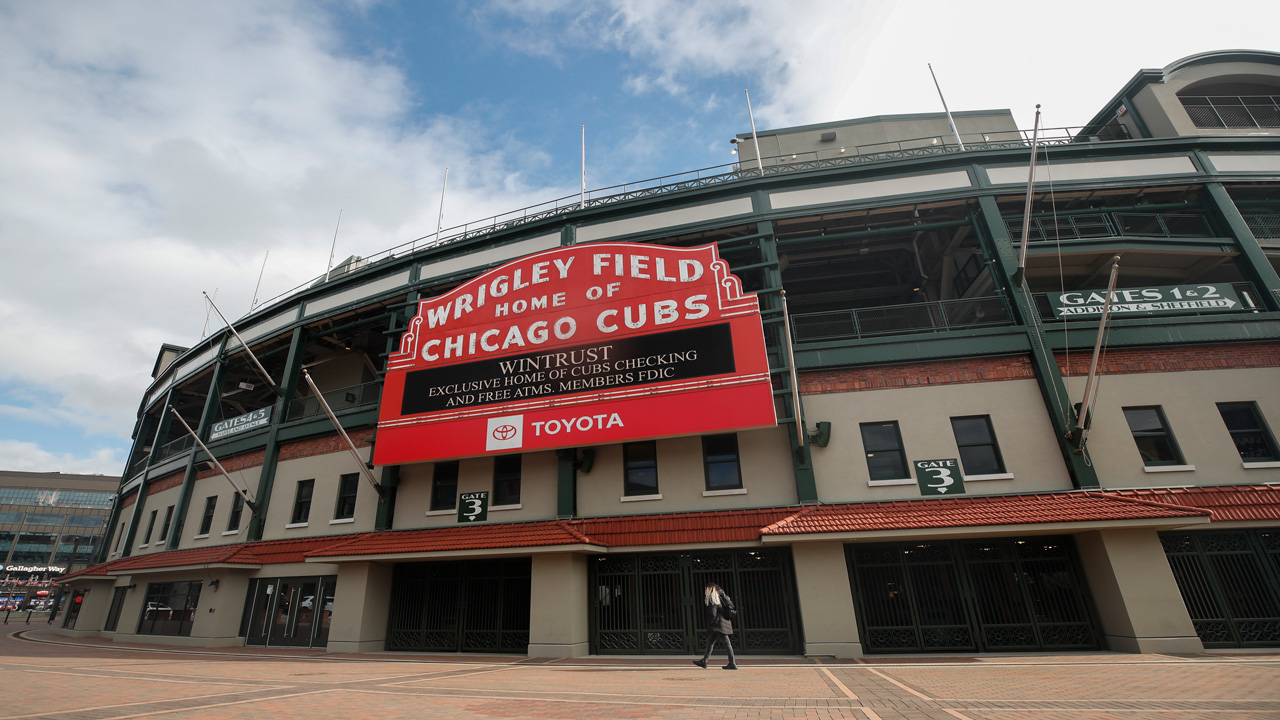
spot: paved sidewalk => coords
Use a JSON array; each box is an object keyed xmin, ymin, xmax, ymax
[{"xmin": 4, "ymin": 629, "xmax": 1279, "ymax": 719}]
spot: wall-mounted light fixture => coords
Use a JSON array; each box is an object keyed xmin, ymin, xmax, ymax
[{"xmin": 209, "ymin": 579, "xmax": 220, "ymax": 591}]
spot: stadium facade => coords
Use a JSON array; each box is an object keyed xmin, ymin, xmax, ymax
[{"xmin": 57, "ymin": 50, "xmax": 1280, "ymax": 656}]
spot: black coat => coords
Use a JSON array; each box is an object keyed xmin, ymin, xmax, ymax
[{"xmin": 704, "ymin": 592, "xmax": 735, "ymax": 635}]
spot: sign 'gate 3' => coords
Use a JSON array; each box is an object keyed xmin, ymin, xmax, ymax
[{"xmin": 372, "ymin": 242, "xmax": 778, "ymax": 465}]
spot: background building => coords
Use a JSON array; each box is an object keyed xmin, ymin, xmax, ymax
[
  {"xmin": 1, "ymin": 470, "xmax": 116, "ymax": 612},
  {"xmin": 57, "ymin": 50, "xmax": 1280, "ymax": 656}
]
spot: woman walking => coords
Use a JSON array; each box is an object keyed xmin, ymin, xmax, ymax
[{"xmin": 692, "ymin": 582, "xmax": 737, "ymax": 670}]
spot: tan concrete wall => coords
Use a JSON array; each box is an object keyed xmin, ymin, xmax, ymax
[
  {"xmin": 1074, "ymin": 529, "xmax": 1203, "ymax": 653},
  {"xmin": 803, "ymin": 378, "xmax": 1073, "ymax": 503},
  {"xmin": 180, "ymin": 474, "xmax": 256, "ymax": 547},
  {"xmin": 262, "ymin": 447, "xmax": 379, "ymax": 540},
  {"xmin": 1140, "ymin": 60, "xmax": 1280, "ymax": 138},
  {"xmin": 1064, "ymin": 367, "xmax": 1280, "ymax": 489},
  {"xmin": 528, "ymin": 553, "xmax": 590, "ymax": 657},
  {"xmin": 576, "ymin": 428, "xmax": 797, "ymax": 517},
  {"xmin": 131, "ymin": 485, "xmax": 182, "ymax": 555},
  {"xmin": 328, "ymin": 562, "xmax": 393, "ymax": 653},
  {"xmin": 792, "ymin": 542, "xmax": 862, "ymax": 657},
  {"xmin": 58, "ymin": 579, "xmax": 115, "ymax": 634},
  {"xmin": 189, "ymin": 571, "xmax": 251, "ymax": 645},
  {"xmin": 392, "ymin": 450, "xmax": 558, "ymax": 529}
]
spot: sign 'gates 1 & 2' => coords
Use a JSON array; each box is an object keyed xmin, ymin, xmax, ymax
[{"xmin": 372, "ymin": 242, "xmax": 777, "ymax": 465}]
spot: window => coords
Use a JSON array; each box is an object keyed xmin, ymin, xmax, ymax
[
  {"xmin": 104, "ymin": 586, "xmax": 129, "ymax": 632},
  {"xmin": 137, "ymin": 581, "xmax": 202, "ymax": 637},
  {"xmin": 624, "ymin": 441, "xmax": 659, "ymax": 496},
  {"xmin": 430, "ymin": 461, "xmax": 460, "ymax": 511},
  {"xmin": 143, "ymin": 510, "xmax": 158, "ymax": 545},
  {"xmin": 198, "ymin": 496, "xmax": 217, "ymax": 535},
  {"xmin": 65, "ymin": 515, "xmax": 106, "ymax": 528},
  {"xmin": 113, "ymin": 522, "xmax": 125, "ymax": 552},
  {"xmin": 951, "ymin": 416, "xmax": 1006, "ymax": 476},
  {"xmin": 11, "ymin": 532, "xmax": 55, "ymax": 563},
  {"xmin": 860, "ymin": 421, "xmax": 908, "ymax": 480},
  {"xmin": 1218, "ymin": 402, "xmax": 1279, "ymax": 462},
  {"xmin": 0, "ymin": 511, "xmax": 23, "ymax": 524},
  {"xmin": 24, "ymin": 512, "xmax": 64, "ymax": 527},
  {"xmin": 291, "ymin": 479, "xmax": 315, "ymax": 524},
  {"xmin": 158, "ymin": 505, "xmax": 174, "ymax": 544},
  {"xmin": 334, "ymin": 474, "xmax": 359, "ymax": 520},
  {"xmin": 226, "ymin": 494, "xmax": 244, "ymax": 532},
  {"xmin": 493, "ymin": 455, "xmax": 521, "ymax": 506},
  {"xmin": 53, "ymin": 534, "xmax": 96, "ymax": 564},
  {"xmin": 1122, "ymin": 406, "xmax": 1184, "ymax": 466},
  {"xmin": 702, "ymin": 434, "xmax": 742, "ymax": 491}
]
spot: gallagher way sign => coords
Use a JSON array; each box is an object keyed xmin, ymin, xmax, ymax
[
  {"xmin": 209, "ymin": 407, "xmax": 272, "ymax": 441},
  {"xmin": 373, "ymin": 242, "xmax": 777, "ymax": 465},
  {"xmin": 1049, "ymin": 284, "xmax": 1242, "ymax": 318}
]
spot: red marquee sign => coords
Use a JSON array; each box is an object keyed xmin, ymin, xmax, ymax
[{"xmin": 372, "ymin": 242, "xmax": 777, "ymax": 465}]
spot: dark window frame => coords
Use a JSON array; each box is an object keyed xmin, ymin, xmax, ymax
[
  {"xmin": 143, "ymin": 510, "xmax": 158, "ymax": 545},
  {"xmin": 623, "ymin": 441, "xmax": 660, "ymax": 496},
  {"xmin": 291, "ymin": 479, "xmax": 315, "ymax": 524},
  {"xmin": 430, "ymin": 461, "xmax": 460, "ymax": 511},
  {"xmin": 950, "ymin": 415, "xmax": 1007, "ymax": 476},
  {"xmin": 702, "ymin": 434, "xmax": 743, "ymax": 491},
  {"xmin": 136, "ymin": 581, "xmax": 202, "ymax": 637},
  {"xmin": 226, "ymin": 494, "xmax": 244, "ymax": 532},
  {"xmin": 198, "ymin": 496, "xmax": 218, "ymax": 536},
  {"xmin": 1217, "ymin": 401, "xmax": 1279, "ymax": 462},
  {"xmin": 334, "ymin": 474, "xmax": 359, "ymax": 520},
  {"xmin": 1122, "ymin": 406, "xmax": 1185, "ymax": 467},
  {"xmin": 158, "ymin": 505, "xmax": 174, "ymax": 545},
  {"xmin": 860, "ymin": 421, "xmax": 909, "ymax": 481},
  {"xmin": 493, "ymin": 455, "xmax": 522, "ymax": 506}
]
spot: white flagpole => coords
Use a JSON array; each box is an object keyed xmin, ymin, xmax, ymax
[
  {"xmin": 203, "ymin": 291, "xmax": 278, "ymax": 392},
  {"xmin": 745, "ymin": 89, "xmax": 765, "ymax": 174},
  {"xmin": 928, "ymin": 63, "xmax": 966, "ymax": 150},
  {"xmin": 1076, "ymin": 255, "xmax": 1121, "ymax": 446},
  {"xmin": 435, "ymin": 167, "xmax": 449, "ymax": 244},
  {"xmin": 301, "ymin": 370, "xmax": 383, "ymax": 495},
  {"xmin": 167, "ymin": 406, "xmax": 257, "ymax": 509},
  {"xmin": 201, "ymin": 287, "xmax": 218, "ymax": 339},
  {"xmin": 1017, "ymin": 105, "xmax": 1043, "ymax": 276},
  {"xmin": 250, "ymin": 251, "xmax": 269, "ymax": 313},
  {"xmin": 324, "ymin": 210, "xmax": 342, "ymax": 282},
  {"xmin": 580, "ymin": 125, "xmax": 586, "ymax": 210}
]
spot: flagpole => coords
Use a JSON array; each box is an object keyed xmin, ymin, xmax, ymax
[
  {"xmin": 1016, "ymin": 105, "xmax": 1043, "ymax": 278},
  {"xmin": 745, "ymin": 89, "xmax": 765, "ymax": 174},
  {"xmin": 928, "ymin": 63, "xmax": 965, "ymax": 150},
  {"xmin": 435, "ymin": 167, "xmax": 449, "ymax": 244},
  {"xmin": 203, "ymin": 291, "xmax": 278, "ymax": 393},
  {"xmin": 167, "ymin": 406, "xmax": 257, "ymax": 510},
  {"xmin": 1076, "ymin": 255, "xmax": 1121, "ymax": 446},
  {"xmin": 301, "ymin": 370, "xmax": 384, "ymax": 495},
  {"xmin": 250, "ymin": 251, "xmax": 269, "ymax": 313},
  {"xmin": 323, "ymin": 210, "xmax": 342, "ymax": 283},
  {"xmin": 580, "ymin": 125, "xmax": 586, "ymax": 210}
]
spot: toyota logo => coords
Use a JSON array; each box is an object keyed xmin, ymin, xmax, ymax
[{"xmin": 491, "ymin": 424, "xmax": 517, "ymax": 440}]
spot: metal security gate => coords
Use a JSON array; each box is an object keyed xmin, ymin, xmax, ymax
[
  {"xmin": 849, "ymin": 536, "xmax": 1099, "ymax": 653},
  {"xmin": 590, "ymin": 549, "xmax": 801, "ymax": 654},
  {"xmin": 386, "ymin": 558, "xmax": 531, "ymax": 653},
  {"xmin": 1161, "ymin": 529, "xmax": 1280, "ymax": 647}
]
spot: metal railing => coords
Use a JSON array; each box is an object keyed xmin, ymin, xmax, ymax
[
  {"xmin": 245, "ymin": 125, "xmax": 1096, "ymax": 320},
  {"xmin": 125, "ymin": 456, "xmax": 149, "ymax": 481},
  {"xmin": 287, "ymin": 380, "xmax": 382, "ymax": 421},
  {"xmin": 1180, "ymin": 96, "xmax": 1280, "ymax": 129},
  {"xmin": 791, "ymin": 296, "xmax": 1013, "ymax": 342},
  {"xmin": 1005, "ymin": 211, "xmax": 1215, "ymax": 242},
  {"xmin": 153, "ymin": 435, "xmax": 194, "ymax": 463}
]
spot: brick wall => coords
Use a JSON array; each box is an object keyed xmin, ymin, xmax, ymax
[
  {"xmin": 145, "ymin": 471, "xmax": 185, "ymax": 496},
  {"xmin": 277, "ymin": 429, "xmax": 374, "ymax": 462},
  {"xmin": 195, "ymin": 449, "xmax": 267, "ymax": 480},
  {"xmin": 800, "ymin": 355, "xmax": 1036, "ymax": 394},
  {"xmin": 1055, "ymin": 343, "xmax": 1280, "ymax": 376},
  {"xmin": 119, "ymin": 489, "xmax": 137, "ymax": 509}
]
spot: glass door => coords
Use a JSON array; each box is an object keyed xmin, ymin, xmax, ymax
[{"xmin": 244, "ymin": 576, "xmax": 335, "ymax": 648}]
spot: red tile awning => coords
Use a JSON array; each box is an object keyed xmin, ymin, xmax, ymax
[
  {"xmin": 60, "ymin": 534, "xmax": 356, "ymax": 582},
  {"xmin": 307, "ymin": 519, "xmax": 599, "ymax": 560},
  {"xmin": 1103, "ymin": 484, "xmax": 1280, "ymax": 522}
]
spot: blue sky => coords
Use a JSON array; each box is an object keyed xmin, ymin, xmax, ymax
[{"xmin": 0, "ymin": 0, "xmax": 1275, "ymax": 476}]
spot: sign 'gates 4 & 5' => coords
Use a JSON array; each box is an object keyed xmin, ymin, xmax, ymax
[{"xmin": 372, "ymin": 242, "xmax": 777, "ymax": 465}]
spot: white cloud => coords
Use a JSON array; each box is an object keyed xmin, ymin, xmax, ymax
[
  {"xmin": 0, "ymin": 441, "xmax": 124, "ymax": 476},
  {"xmin": 0, "ymin": 2, "xmax": 570, "ymax": 467}
]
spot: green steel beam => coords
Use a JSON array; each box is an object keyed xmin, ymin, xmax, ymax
[
  {"xmin": 248, "ymin": 326, "xmax": 308, "ymax": 542},
  {"xmin": 166, "ymin": 341, "xmax": 229, "ymax": 549},
  {"xmin": 556, "ymin": 448, "xmax": 577, "ymax": 518},
  {"xmin": 374, "ymin": 465, "xmax": 399, "ymax": 530},
  {"xmin": 974, "ymin": 196, "xmax": 1099, "ymax": 488},
  {"xmin": 119, "ymin": 389, "xmax": 175, "ymax": 558},
  {"xmin": 1205, "ymin": 182, "xmax": 1280, "ymax": 311}
]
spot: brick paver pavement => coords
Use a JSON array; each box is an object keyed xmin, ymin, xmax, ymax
[{"xmin": 3, "ymin": 628, "xmax": 1278, "ymax": 719}]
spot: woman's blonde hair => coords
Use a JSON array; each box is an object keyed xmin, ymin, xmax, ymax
[{"xmin": 704, "ymin": 583, "xmax": 722, "ymax": 606}]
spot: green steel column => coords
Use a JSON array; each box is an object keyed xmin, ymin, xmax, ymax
[
  {"xmin": 974, "ymin": 196, "xmax": 1099, "ymax": 488},
  {"xmin": 556, "ymin": 448, "xmax": 577, "ymax": 518},
  {"xmin": 119, "ymin": 390, "xmax": 175, "ymax": 557},
  {"xmin": 1205, "ymin": 182, "xmax": 1280, "ymax": 311},
  {"xmin": 248, "ymin": 326, "xmax": 308, "ymax": 541},
  {"xmin": 374, "ymin": 465, "xmax": 400, "ymax": 530},
  {"xmin": 165, "ymin": 343, "xmax": 229, "ymax": 549},
  {"xmin": 757, "ymin": 229, "xmax": 818, "ymax": 503}
]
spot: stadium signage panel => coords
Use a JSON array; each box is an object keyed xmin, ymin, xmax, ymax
[
  {"xmin": 374, "ymin": 242, "xmax": 776, "ymax": 464},
  {"xmin": 209, "ymin": 407, "xmax": 272, "ymax": 441},
  {"xmin": 1048, "ymin": 284, "xmax": 1241, "ymax": 318}
]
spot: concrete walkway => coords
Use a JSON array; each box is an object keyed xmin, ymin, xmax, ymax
[{"xmin": 4, "ymin": 629, "xmax": 1279, "ymax": 719}]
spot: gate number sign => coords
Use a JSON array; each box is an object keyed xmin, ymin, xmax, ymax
[
  {"xmin": 458, "ymin": 491, "xmax": 489, "ymax": 523},
  {"xmin": 914, "ymin": 459, "xmax": 966, "ymax": 496}
]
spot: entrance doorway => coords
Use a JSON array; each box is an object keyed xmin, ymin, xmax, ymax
[
  {"xmin": 244, "ymin": 575, "xmax": 335, "ymax": 648},
  {"xmin": 1161, "ymin": 529, "xmax": 1280, "ymax": 647},
  {"xmin": 848, "ymin": 536, "xmax": 1099, "ymax": 653},
  {"xmin": 589, "ymin": 549, "xmax": 802, "ymax": 655},
  {"xmin": 386, "ymin": 558, "xmax": 531, "ymax": 653}
]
